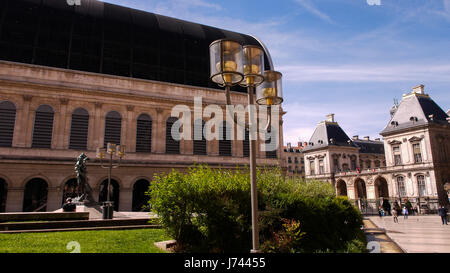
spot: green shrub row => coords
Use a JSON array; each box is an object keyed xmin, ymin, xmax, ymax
[{"xmin": 148, "ymin": 165, "xmax": 365, "ymax": 253}]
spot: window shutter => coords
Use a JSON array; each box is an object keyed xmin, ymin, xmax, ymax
[
  {"xmin": 265, "ymin": 128, "xmax": 277, "ymax": 159},
  {"xmin": 165, "ymin": 117, "xmax": 180, "ymax": 154},
  {"xmin": 0, "ymin": 101, "xmax": 16, "ymax": 147},
  {"xmin": 32, "ymin": 105, "xmax": 54, "ymax": 148},
  {"xmin": 193, "ymin": 120, "xmax": 206, "ymax": 155},
  {"xmin": 104, "ymin": 111, "xmax": 122, "ymax": 147},
  {"xmin": 219, "ymin": 122, "xmax": 232, "ymax": 156},
  {"xmin": 136, "ymin": 114, "xmax": 152, "ymax": 152},
  {"xmin": 243, "ymin": 129, "xmax": 249, "ymax": 157},
  {"xmin": 69, "ymin": 108, "xmax": 89, "ymax": 150}
]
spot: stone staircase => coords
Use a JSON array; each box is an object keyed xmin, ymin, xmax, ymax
[{"xmin": 0, "ymin": 218, "xmax": 160, "ymax": 234}]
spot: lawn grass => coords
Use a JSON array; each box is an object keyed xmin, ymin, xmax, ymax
[{"xmin": 0, "ymin": 228, "xmax": 171, "ymax": 253}]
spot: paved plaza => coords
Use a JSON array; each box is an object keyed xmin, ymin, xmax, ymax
[{"xmin": 369, "ymin": 215, "xmax": 450, "ymax": 253}]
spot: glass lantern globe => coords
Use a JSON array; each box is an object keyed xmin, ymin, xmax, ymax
[
  {"xmin": 209, "ymin": 39, "xmax": 244, "ymax": 87},
  {"xmin": 240, "ymin": 45, "xmax": 265, "ymax": 87},
  {"xmin": 256, "ymin": 71, "xmax": 283, "ymax": 106}
]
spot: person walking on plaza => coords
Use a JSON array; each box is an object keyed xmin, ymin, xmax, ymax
[
  {"xmin": 438, "ymin": 206, "xmax": 448, "ymax": 225},
  {"xmin": 378, "ymin": 206, "xmax": 383, "ymax": 218},
  {"xmin": 402, "ymin": 206, "xmax": 408, "ymax": 219},
  {"xmin": 392, "ymin": 208, "xmax": 398, "ymax": 223}
]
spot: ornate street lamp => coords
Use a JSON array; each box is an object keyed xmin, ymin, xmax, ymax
[
  {"xmin": 96, "ymin": 143, "xmax": 125, "ymax": 219},
  {"xmin": 209, "ymin": 40, "xmax": 283, "ymax": 253},
  {"xmin": 256, "ymin": 70, "xmax": 283, "ymax": 130},
  {"xmin": 209, "ymin": 39, "xmax": 244, "ymax": 105}
]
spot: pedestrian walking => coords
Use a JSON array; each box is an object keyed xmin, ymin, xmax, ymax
[
  {"xmin": 402, "ymin": 206, "xmax": 408, "ymax": 219},
  {"xmin": 438, "ymin": 206, "xmax": 448, "ymax": 225},
  {"xmin": 392, "ymin": 209, "xmax": 398, "ymax": 223},
  {"xmin": 378, "ymin": 206, "xmax": 382, "ymax": 218}
]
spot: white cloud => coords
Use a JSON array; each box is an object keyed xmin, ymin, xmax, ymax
[
  {"xmin": 294, "ymin": 0, "xmax": 335, "ymax": 24},
  {"xmin": 279, "ymin": 64, "xmax": 450, "ymax": 83}
]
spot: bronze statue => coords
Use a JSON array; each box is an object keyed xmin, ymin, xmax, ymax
[{"xmin": 74, "ymin": 153, "xmax": 94, "ymax": 203}]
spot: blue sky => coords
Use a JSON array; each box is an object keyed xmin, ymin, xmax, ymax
[{"xmin": 104, "ymin": 0, "xmax": 450, "ymax": 145}]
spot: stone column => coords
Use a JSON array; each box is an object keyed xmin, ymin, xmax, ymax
[
  {"xmin": 54, "ymin": 98, "xmax": 69, "ymax": 149},
  {"xmin": 154, "ymin": 108, "xmax": 165, "ymax": 153},
  {"xmin": 13, "ymin": 95, "xmax": 31, "ymax": 147},
  {"xmin": 5, "ymin": 187, "xmax": 24, "ymax": 212},
  {"xmin": 366, "ymin": 181, "xmax": 376, "ymax": 200},
  {"xmin": 347, "ymin": 184, "xmax": 356, "ymax": 200},
  {"xmin": 119, "ymin": 187, "xmax": 133, "ymax": 211},
  {"xmin": 125, "ymin": 105, "xmax": 136, "ymax": 153},
  {"xmin": 20, "ymin": 95, "xmax": 34, "ymax": 148},
  {"xmin": 91, "ymin": 102, "xmax": 104, "ymax": 149},
  {"xmin": 46, "ymin": 187, "xmax": 61, "ymax": 212}
]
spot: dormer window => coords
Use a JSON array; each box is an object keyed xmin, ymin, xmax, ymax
[
  {"xmin": 410, "ymin": 116, "xmax": 418, "ymax": 123},
  {"xmin": 391, "ymin": 121, "xmax": 399, "ymax": 127}
]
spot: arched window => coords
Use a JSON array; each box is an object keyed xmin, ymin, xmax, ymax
[
  {"xmin": 0, "ymin": 178, "xmax": 7, "ymax": 212},
  {"xmin": 417, "ymin": 175, "xmax": 426, "ymax": 196},
  {"xmin": 132, "ymin": 179, "xmax": 150, "ymax": 212},
  {"xmin": 374, "ymin": 160, "xmax": 381, "ymax": 168},
  {"xmin": 166, "ymin": 117, "xmax": 180, "ymax": 154},
  {"xmin": 336, "ymin": 180, "xmax": 347, "ymax": 196},
  {"xmin": 69, "ymin": 108, "xmax": 89, "ymax": 150},
  {"xmin": 23, "ymin": 178, "xmax": 48, "ymax": 212},
  {"xmin": 136, "ymin": 114, "xmax": 152, "ymax": 153},
  {"xmin": 193, "ymin": 120, "xmax": 206, "ymax": 155},
  {"xmin": 355, "ymin": 179, "xmax": 367, "ymax": 199},
  {"xmin": 342, "ymin": 163, "xmax": 349, "ymax": 172},
  {"xmin": 219, "ymin": 122, "xmax": 232, "ymax": 156},
  {"xmin": 0, "ymin": 101, "xmax": 16, "ymax": 147},
  {"xmin": 397, "ymin": 176, "xmax": 406, "ymax": 197},
  {"xmin": 104, "ymin": 111, "xmax": 122, "ymax": 147},
  {"xmin": 32, "ymin": 105, "xmax": 54, "ymax": 148},
  {"xmin": 99, "ymin": 179, "xmax": 120, "ymax": 211}
]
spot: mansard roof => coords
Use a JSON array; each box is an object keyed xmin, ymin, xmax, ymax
[
  {"xmin": 352, "ymin": 139, "xmax": 384, "ymax": 154},
  {"xmin": 303, "ymin": 120, "xmax": 357, "ymax": 152},
  {"xmin": 381, "ymin": 89, "xmax": 449, "ymax": 136},
  {"xmin": 0, "ymin": 0, "xmax": 272, "ymax": 92}
]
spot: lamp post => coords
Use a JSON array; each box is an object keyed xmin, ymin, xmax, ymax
[
  {"xmin": 96, "ymin": 143, "xmax": 125, "ymax": 219},
  {"xmin": 209, "ymin": 39, "xmax": 283, "ymax": 253}
]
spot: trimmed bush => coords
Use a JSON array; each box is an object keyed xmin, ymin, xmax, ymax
[{"xmin": 148, "ymin": 165, "xmax": 365, "ymax": 253}]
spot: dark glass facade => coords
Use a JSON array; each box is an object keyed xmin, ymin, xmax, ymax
[{"xmin": 0, "ymin": 0, "xmax": 271, "ymax": 92}]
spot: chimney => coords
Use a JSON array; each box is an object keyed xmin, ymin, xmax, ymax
[
  {"xmin": 412, "ymin": 84, "xmax": 424, "ymax": 94},
  {"xmin": 287, "ymin": 143, "xmax": 292, "ymax": 149},
  {"xmin": 352, "ymin": 135, "xmax": 359, "ymax": 140},
  {"xmin": 375, "ymin": 138, "xmax": 381, "ymax": 141},
  {"xmin": 304, "ymin": 142, "xmax": 308, "ymax": 147},
  {"xmin": 326, "ymin": 113, "xmax": 335, "ymax": 123},
  {"xmin": 364, "ymin": 136, "xmax": 370, "ymax": 141}
]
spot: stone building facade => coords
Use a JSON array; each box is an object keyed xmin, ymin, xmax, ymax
[
  {"xmin": 304, "ymin": 86, "xmax": 450, "ymax": 213},
  {"xmin": 282, "ymin": 142, "xmax": 305, "ymax": 179},
  {"xmin": 0, "ymin": 1, "xmax": 283, "ymax": 212}
]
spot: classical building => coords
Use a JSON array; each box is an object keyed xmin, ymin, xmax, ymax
[
  {"xmin": 303, "ymin": 86, "xmax": 450, "ymax": 213},
  {"xmin": 282, "ymin": 142, "xmax": 305, "ymax": 179},
  {"xmin": 0, "ymin": 0, "xmax": 283, "ymax": 212}
]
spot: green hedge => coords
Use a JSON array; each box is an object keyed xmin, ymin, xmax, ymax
[{"xmin": 148, "ymin": 165, "xmax": 365, "ymax": 253}]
